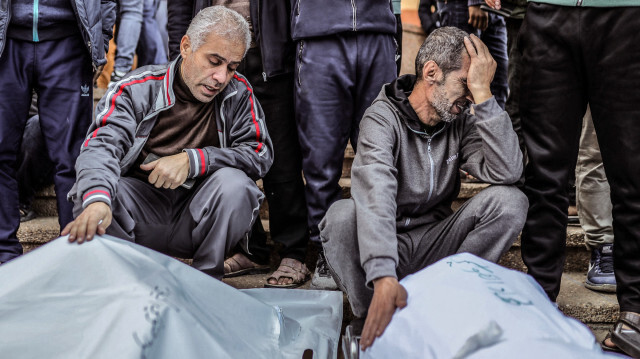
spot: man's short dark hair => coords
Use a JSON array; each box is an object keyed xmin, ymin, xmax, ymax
[{"xmin": 414, "ymin": 27, "xmax": 469, "ymax": 81}]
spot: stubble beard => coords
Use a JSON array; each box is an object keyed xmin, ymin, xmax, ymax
[{"xmin": 431, "ymin": 86, "xmax": 458, "ymax": 123}]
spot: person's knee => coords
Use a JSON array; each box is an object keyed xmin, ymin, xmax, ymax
[
  {"xmin": 483, "ymin": 185, "xmax": 528, "ymax": 226},
  {"xmin": 208, "ymin": 168, "xmax": 262, "ymax": 210},
  {"xmin": 319, "ymin": 199, "xmax": 356, "ymax": 246}
]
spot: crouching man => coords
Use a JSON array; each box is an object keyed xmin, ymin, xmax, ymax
[
  {"xmin": 319, "ymin": 27, "xmax": 527, "ymax": 350},
  {"xmin": 62, "ymin": 6, "xmax": 272, "ymax": 279}
]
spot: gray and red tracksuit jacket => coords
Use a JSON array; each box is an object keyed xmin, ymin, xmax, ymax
[{"xmin": 69, "ymin": 58, "xmax": 273, "ymax": 209}]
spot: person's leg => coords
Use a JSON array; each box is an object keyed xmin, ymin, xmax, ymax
[
  {"xmin": 399, "ymin": 185, "xmax": 527, "ymax": 277},
  {"xmin": 519, "ymin": 4, "xmax": 587, "ymax": 302},
  {"xmin": 437, "ymin": 0, "xmax": 479, "ymax": 35},
  {"xmin": 166, "ymin": 0, "xmax": 192, "ymax": 60},
  {"xmin": 505, "ymin": 17, "xmax": 525, "ymax": 173},
  {"xmin": 136, "ymin": 0, "xmax": 168, "ymax": 67},
  {"xmin": 582, "ymin": 7, "xmax": 640, "ymax": 315},
  {"xmin": 36, "ymin": 35, "xmax": 93, "ymax": 229},
  {"xmin": 352, "ymin": 32, "xmax": 397, "ymax": 151},
  {"xmin": 320, "ymin": 199, "xmax": 371, "ymax": 317},
  {"xmin": 576, "ymin": 106, "xmax": 615, "ymax": 293},
  {"xmin": 295, "ymin": 35, "xmax": 356, "ymax": 244},
  {"xmin": 0, "ymin": 38, "xmax": 33, "ymax": 262},
  {"xmin": 480, "ymin": 14, "xmax": 508, "ymax": 109},
  {"xmin": 175, "ymin": 168, "xmax": 264, "ymax": 279},
  {"xmin": 113, "ymin": 0, "xmax": 144, "ymax": 74},
  {"xmin": 239, "ymin": 48, "xmax": 309, "ymax": 267},
  {"xmin": 576, "ymin": 107, "xmax": 613, "ymax": 249}
]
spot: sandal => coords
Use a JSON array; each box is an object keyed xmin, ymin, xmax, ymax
[
  {"xmin": 223, "ymin": 253, "xmax": 269, "ymax": 278},
  {"xmin": 611, "ymin": 312, "xmax": 640, "ymax": 358},
  {"xmin": 601, "ymin": 330, "xmax": 624, "ymax": 354},
  {"xmin": 264, "ymin": 258, "xmax": 310, "ymax": 289}
]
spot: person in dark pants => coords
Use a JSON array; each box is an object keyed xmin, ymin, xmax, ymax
[
  {"xmin": 0, "ymin": 0, "xmax": 116, "ymax": 264},
  {"xmin": 291, "ymin": 0, "xmax": 398, "ymax": 290},
  {"xmin": 436, "ymin": 0, "xmax": 508, "ymax": 109},
  {"xmin": 167, "ymin": 1, "xmax": 311, "ymax": 287},
  {"xmin": 488, "ymin": 0, "xmax": 640, "ymax": 355}
]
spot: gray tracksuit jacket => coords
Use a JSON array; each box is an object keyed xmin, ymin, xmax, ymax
[
  {"xmin": 69, "ymin": 58, "xmax": 273, "ymax": 209},
  {"xmin": 353, "ymin": 75, "xmax": 523, "ymax": 285}
]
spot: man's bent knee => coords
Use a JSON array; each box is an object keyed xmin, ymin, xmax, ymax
[{"xmin": 319, "ymin": 198, "xmax": 356, "ymax": 247}]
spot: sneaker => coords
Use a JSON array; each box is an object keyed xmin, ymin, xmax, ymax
[
  {"xmin": 19, "ymin": 204, "xmax": 36, "ymax": 222},
  {"xmin": 585, "ymin": 243, "xmax": 616, "ymax": 293},
  {"xmin": 109, "ymin": 70, "xmax": 127, "ymax": 86},
  {"xmin": 309, "ymin": 250, "xmax": 338, "ymax": 290}
]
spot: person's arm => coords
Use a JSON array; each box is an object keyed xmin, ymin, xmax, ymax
[
  {"xmin": 182, "ymin": 77, "xmax": 274, "ymax": 181},
  {"xmin": 459, "ymin": 35, "xmax": 523, "ymax": 184},
  {"xmin": 100, "ymin": 0, "xmax": 117, "ymax": 56},
  {"xmin": 62, "ymin": 81, "xmax": 140, "ymax": 242},
  {"xmin": 351, "ymin": 105, "xmax": 406, "ymax": 350}
]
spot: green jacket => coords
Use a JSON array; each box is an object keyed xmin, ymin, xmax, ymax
[{"xmin": 530, "ymin": 0, "xmax": 640, "ymax": 6}]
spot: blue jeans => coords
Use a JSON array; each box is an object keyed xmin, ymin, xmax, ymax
[
  {"xmin": 114, "ymin": 0, "xmax": 143, "ymax": 72},
  {"xmin": 436, "ymin": 1, "xmax": 508, "ymax": 109},
  {"xmin": 137, "ymin": 0, "xmax": 168, "ymax": 67}
]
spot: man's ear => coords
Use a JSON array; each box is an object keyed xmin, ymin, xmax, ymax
[
  {"xmin": 180, "ymin": 35, "xmax": 191, "ymax": 59},
  {"xmin": 422, "ymin": 60, "xmax": 440, "ymax": 84}
]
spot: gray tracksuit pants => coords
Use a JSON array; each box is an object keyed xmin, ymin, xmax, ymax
[
  {"xmin": 320, "ymin": 185, "xmax": 527, "ymax": 317},
  {"xmin": 72, "ymin": 168, "xmax": 264, "ymax": 279}
]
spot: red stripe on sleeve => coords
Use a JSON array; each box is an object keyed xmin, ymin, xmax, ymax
[
  {"xmin": 100, "ymin": 75, "xmax": 166, "ymax": 127},
  {"xmin": 233, "ymin": 75, "xmax": 263, "ymax": 153},
  {"xmin": 83, "ymin": 189, "xmax": 111, "ymax": 200},
  {"xmin": 83, "ymin": 128, "xmax": 100, "ymax": 147},
  {"xmin": 198, "ymin": 148, "xmax": 206, "ymax": 176}
]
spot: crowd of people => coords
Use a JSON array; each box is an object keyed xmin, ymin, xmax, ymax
[{"xmin": 0, "ymin": 0, "xmax": 638, "ymax": 356}]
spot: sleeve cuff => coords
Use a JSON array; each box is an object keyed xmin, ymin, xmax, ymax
[
  {"xmin": 363, "ymin": 257, "xmax": 398, "ymax": 289},
  {"xmin": 184, "ymin": 148, "xmax": 208, "ymax": 178},
  {"xmin": 82, "ymin": 187, "xmax": 112, "ymax": 209},
  {"xmin": 471, "ymin": 96, "xmax": 501, "ymax": 121}
]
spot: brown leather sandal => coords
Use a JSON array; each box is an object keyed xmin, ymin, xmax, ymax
[
  {"xmin": 611, "ymin": 312, "xmax": 640, "ymax": 358},
  {"xmin": 223, "ymin": 253, "xmax": 269, "ymax": 278},
  {"xmin": 264, "ymin": 258, "xmax": 311, "ymax": 289}
]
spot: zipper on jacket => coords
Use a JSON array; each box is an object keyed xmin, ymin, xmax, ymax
[
  {"xmin": 32, "ymin": 0, "xmax": 39, "ymax": 41},
  {"xmin": 426, "ymin": 137, "xmax": 435, "ymax": 203},
  {"xmin": 576, "ymin": 0, "xmax": 583, "ymax": 5},
  {"xmin": 351, "ymin": 0, "xmax": 357, "ymax": 31},
  {"xmin": 262, "ymin": 72, "xmax": 267, "ymax": 82},
  {"xmin": 297, "ymin": 0, "xmax": 300, "ymax": 15},
  {"xmin": 297, "ymin": 41, "xmax": 304, "ymax": 86}
]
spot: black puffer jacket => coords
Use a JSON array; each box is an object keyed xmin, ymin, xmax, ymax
[{"xmin": 0, "ymin": 0, "xmax": 116, "ymax": 67}]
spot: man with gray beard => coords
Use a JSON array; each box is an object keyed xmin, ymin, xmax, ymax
[{"xmin": 319, "ymin": 27, "xmax": 527, "ymax": 350}]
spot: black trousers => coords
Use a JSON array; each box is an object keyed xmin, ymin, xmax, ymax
[
  {"xmin": 519, "ymin": 3, "xmax": 640, "ymax": 312},
  {"xmin": 238, "ymin": 47, "xmax": 309, "ymax": 264}
]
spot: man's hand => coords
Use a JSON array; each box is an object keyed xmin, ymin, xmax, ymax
[
  {"xmin": 61, "ymin": 202, "xmax": 112, "ymax": 244},
  {"xmin": 140, "ymin": 152, "xmax": 190, "ymax": 189},
  {"xmin": 484, "ymin": 0, "xmax": 501, "ymax": 10},
  {"xmin": 468, "ymin": 5, "xmax": 489, "ymax": 31},
  {"xmin": 464, "ymin": 34, "xmax": 496, "ymax": 105},
  {"xmin": 360, "ymin": 277, "xmax": 408, "ymax": 351}
]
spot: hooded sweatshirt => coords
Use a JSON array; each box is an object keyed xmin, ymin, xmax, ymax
[{"xmin": 351, "ymin": 74, "xmax": 523, "ymax": 287}]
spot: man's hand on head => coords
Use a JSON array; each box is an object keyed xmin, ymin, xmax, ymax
[
  {"xmin": 140, "ymin": 152, "xmax": 190, "ymax": 189},
  {"xmin": 360, "ymin": 276, "xmax": 408, "ymax": 351},
  {"xmin": 468, "ymin": 5, "xmax": 489, "ymax": 31},
  {"xmin": 61, "ymin": 202, "xmax": 112, "ymax": 244},
  {"xmin": 463, "ymin": 34, "xmax": 496, "ymax": 105}
]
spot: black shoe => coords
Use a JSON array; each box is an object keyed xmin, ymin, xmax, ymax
[
  {"xmin": 585, "ymin": 244, "xmax": 616, "ymax": 293},
  {"xmin": 19, "ymin": 204, "xmax": 36, "ymax": 222},
  {"xmin": 309, "ymin": 250, "xmax": 338, "ymax": 290}
]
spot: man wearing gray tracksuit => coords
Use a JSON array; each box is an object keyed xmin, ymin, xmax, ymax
[
  {"xmin": 320, "ymin": 27, "xmax": 528, "ymax": 349},
  {"xmin": 63, "ymin": 7, "xmax": 272, "ymax": 279}
]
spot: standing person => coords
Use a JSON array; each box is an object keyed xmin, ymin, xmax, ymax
[
  {"xmin": 0, "ymin": 0, "xmax": 116, "ymax": 264},
  {"xmin": 165, "ymin": 0, "xmax": 312, "ymax": 287},
  {"xmin": 485, "ymin": 0, "xmax": 640, "ymax": 355},
  {"xmin": 136, "ymin": 0, "xmax": 168, "ymax": 67},
  {"xmin": 436, "ymin": 0, "xmax": 508, "ymax": 109},
  {"xmin": 292, "ymin": 0, "xmax": 398, "ymax": 290}
]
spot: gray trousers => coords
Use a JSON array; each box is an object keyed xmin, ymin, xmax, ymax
[
  {"xmin": 575, "ymin": 106, "xmax": 613, "ymax": 249},
  {"xmin": 73, "ymin": 168, "xmax": 264, "ymax": 279},
  {"xmin": 320, "ymin": 185, "xmax": 527, "ymax": 317}
]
